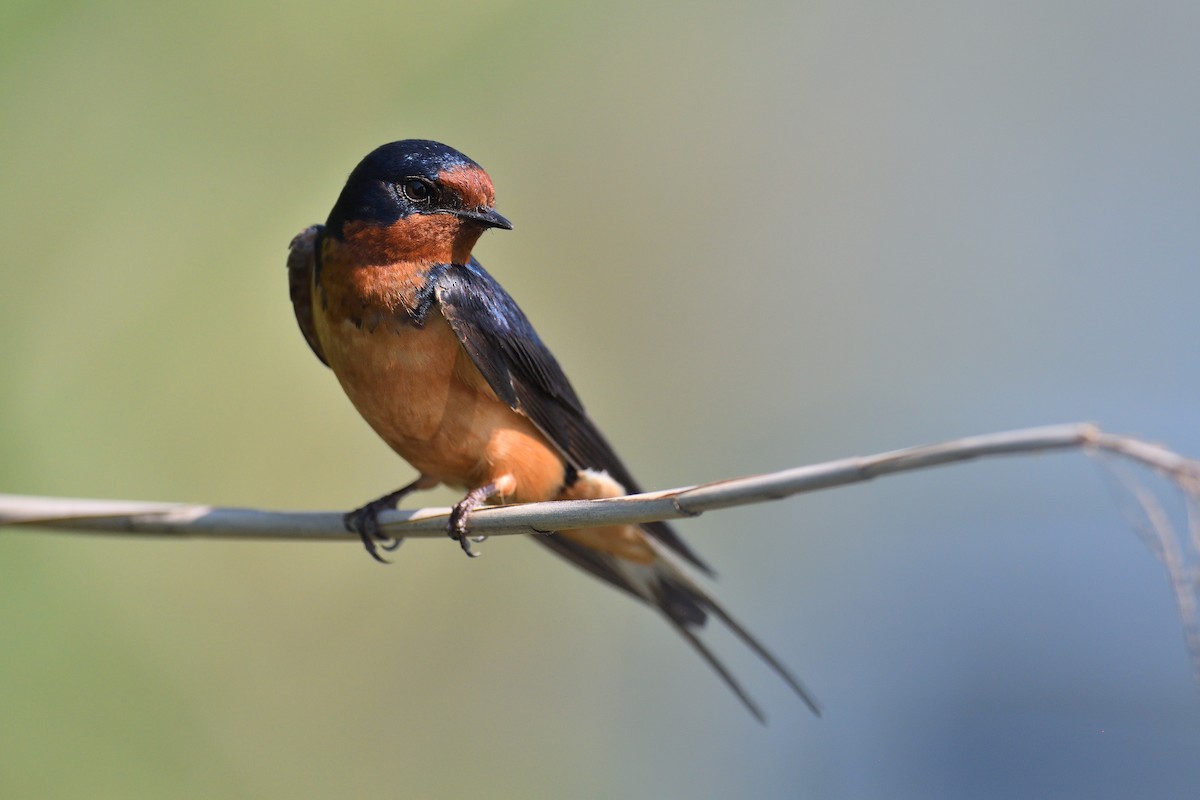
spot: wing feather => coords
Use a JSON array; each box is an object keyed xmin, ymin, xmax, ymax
[
  {"xmin": 433, "ymin": 259, "xmax": 712, "ymax": 575},
  {"xmin": 287, "ymin": 225, "xmax": 329, "ymax": 367}
]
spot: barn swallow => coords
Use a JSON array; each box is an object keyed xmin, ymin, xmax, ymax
[{"xmin": 287, "ymin": 139, "xmax": 818, "ymax": 721}]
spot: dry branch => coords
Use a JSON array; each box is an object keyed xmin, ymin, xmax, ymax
[
  {"xmin": 2, "ymin": 422, "xmax": 1198, "ymax": 542},
  {"xmin": 6, "ymin": 420, "xmax": 1199, "ymax": 684}
]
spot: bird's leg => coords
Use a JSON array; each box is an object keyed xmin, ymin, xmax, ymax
[
  {"xmin": 345, "ymin": 475, "xmax": 438, "ymax": 564},
  {"xmin": 448, "ymin": 482, "xmax": 500, "ymax": 558}
]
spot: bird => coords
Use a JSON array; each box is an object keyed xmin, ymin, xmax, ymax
[{"xmin": 287, "ymin": 139, "xmax": 818, "ymax": 721}]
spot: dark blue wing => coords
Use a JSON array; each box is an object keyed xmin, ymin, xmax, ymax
[
  {"xmin": 287, "ymin": 225, "xmax": 329, "ymax": 367},
  {"xmin": 433, "ymin": 258, "xmax": 713, "ymax": 576}
]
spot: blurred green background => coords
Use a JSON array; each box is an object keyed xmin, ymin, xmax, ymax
[{"xmin": 3, "ymin": 0, "xmax": 1200, "ymax": 797}]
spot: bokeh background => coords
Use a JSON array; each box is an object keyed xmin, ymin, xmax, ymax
[{"xmin": 3, "ymin": 1, "xmax": 1199, "ymax": 797}]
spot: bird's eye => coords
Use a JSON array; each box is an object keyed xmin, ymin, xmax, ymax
[{"xmin": 401, "ymin": 178, "xmax": 434, "ymax": 204}]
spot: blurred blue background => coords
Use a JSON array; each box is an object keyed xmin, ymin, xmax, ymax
[{"xmin": 3, "ymin": 1, "xmax": 1199, "ymax": 797}]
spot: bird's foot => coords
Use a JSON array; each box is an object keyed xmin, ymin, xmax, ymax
[
  {"xmin": 344, "ymin": 477, "xmax": 435, "ymax": 564},
  {"xmin": 344, "ymin": 499, "xmax": 401, "ymax": 564},
  {"xmin": 448, "ymin": 482, "xmax": 498, "ymax": 558}
]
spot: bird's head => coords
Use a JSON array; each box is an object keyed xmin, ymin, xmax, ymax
[{"xmin": 325, "ymin": 139, "xmax": 512, "ymax": 265}]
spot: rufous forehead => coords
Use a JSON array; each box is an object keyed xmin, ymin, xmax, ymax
[{"xmin": 438, "ymin": 164, "xmax": 496, "ymax": 209}]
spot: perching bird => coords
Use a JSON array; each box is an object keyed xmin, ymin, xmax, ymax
[{"xmin": 287, "ymin": 139, "xmax": 818, "ymax": 721}]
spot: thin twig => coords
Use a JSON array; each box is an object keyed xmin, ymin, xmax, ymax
[
  {"xmin": 1094, "ymin": 452, "xmax": 1200, "ymax": 677},
  {"xmin": 7, "ymin": 420, "xmax": 1200, "ymax": 688},
  {"xmin": 2, "ymin": 422, "xmax": 1198, "ymax": 543}
]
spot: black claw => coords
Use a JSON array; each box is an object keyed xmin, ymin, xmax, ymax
[
  {"xmin": 448, "ymin": 509, "xmax": 480, "ymax": 557},
  {"xmin": 446, "ymin": 481, "xmax": 498, "ymax": 559},
  {"xmin": 344, "ymin": 502, "xmax": 400, "ymax": 564},
  {"xmin": 344, "ymin": 478, "xmax": 432, "ymax": 564}
]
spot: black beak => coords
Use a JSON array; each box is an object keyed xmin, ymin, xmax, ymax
[{"xmin": 454, "ymin": 206, "xmax": 513, "ymax": 230}]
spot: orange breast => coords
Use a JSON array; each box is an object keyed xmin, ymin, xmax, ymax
[{"xmin": 313, "ymin": 256, "xmax": 567, "ymax": 503}]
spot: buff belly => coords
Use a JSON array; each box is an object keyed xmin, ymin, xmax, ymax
[{"xmin": 313, "ymin": 309, "xmax": 565, "ymax": 503}]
